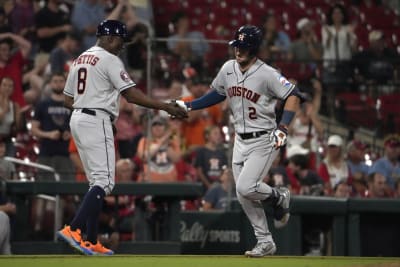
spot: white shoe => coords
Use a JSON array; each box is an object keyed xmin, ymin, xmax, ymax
[
  {"xmin": 244, "ymin": 242, "xmax": 276, "ymax": 257},
  {"xmin": 273, "ymin": 187, "xmax": 290, "ymax": 229}
]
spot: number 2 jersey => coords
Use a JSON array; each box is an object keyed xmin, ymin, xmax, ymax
[
  {"xmin": 63, "ymin": 46, "xmax": 135, "ymax": 117},
  {"xmin": 211, "ymin": 59, "xmax": 295, "ymax": 133}
]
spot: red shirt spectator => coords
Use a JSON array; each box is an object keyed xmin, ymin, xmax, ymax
[{"xmin": 0, "ymin": 33, "xmax": 31, "ymax": 107}]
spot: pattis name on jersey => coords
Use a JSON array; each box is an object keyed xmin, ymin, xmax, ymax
[
  {"xmin": 227, "ymin": 86, "xmax": 260, "ymax": 103},
  {"xmin": 72, "ymin": 54, "xmax": 99, "ymax": 66}
]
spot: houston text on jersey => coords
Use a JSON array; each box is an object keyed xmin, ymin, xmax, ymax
[{"xmin": 227, "ymin": 86, "xmax": 260, "ymax": 103}]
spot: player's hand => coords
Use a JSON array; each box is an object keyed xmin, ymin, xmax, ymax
[
  {"xmin": 273, "ymin": 125, "xmax": 288, "ymax": 149},
  {"xmin": 165, "ymin": 100, "xmax": 189, "ymax": 119}
]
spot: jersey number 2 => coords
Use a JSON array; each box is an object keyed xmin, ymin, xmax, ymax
[
  {"xmin": 249, "ymin": 107, "xmax": 257, "ymax": 120},
  {"xmin": 77, "ymin": 68, "xmax": 87, "ymax": 94}
]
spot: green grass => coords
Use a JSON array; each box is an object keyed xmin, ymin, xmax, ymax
[{"xmin": 0, "ymin": 255, "xmax": 399, "ymax": 267}]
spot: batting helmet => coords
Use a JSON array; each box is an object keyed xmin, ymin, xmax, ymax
[
  {"xmin": 96, "ymin": 20, "xmax": 128, "ymax": 41},
  {"xmin": 229, "ymin": 25, "xmax": 262, "ymax": 56}
]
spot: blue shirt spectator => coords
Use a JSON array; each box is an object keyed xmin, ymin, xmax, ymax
[
  {"xmin": 369, "ymin": 135, "xmax": 400, "ymax": 190},
  {"xmin": 167, "ymin": 11, "xmax": 209, "ymax": 74},
  {"xmin": 346, "ymin": 140, "xmax": 370, "ymax": 181},
  {"xmin": 259, "ymin": 14, "xmax": 291, "ymax": 62},
  {"xmin": 71, "ymin": 0, "xmax": 105, "ymax": 50},
  {"xmin": 202, "ymin": 168, "xmax": 236, "ymax": 211}
]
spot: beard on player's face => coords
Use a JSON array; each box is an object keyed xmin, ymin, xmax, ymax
[{"xmin": 234, "ymin": 47, "xmax": 255, "ymax": 69}]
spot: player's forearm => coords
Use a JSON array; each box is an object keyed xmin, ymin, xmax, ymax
[
  {"xmin": 185, "ymin": 89, "xmax": 226, "ymax": 110},
  {"xmin": 122, "ymin": 88, "xmax": 169, "ymax": 111}
]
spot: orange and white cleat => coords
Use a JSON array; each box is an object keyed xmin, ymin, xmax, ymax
[
  {"xmin": 78, "ymin": 240, "xmax": 114, "ymax": 256},
  {"xmin": 57, "ymin": 225, "xmax": 84, "ymax": 253}
]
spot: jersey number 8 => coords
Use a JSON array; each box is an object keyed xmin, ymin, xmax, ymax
[{"xmin": 77, "ymin": 67, "xmax": 87, "ymax": 94}]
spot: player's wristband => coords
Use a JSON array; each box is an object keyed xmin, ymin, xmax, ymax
[
  {"xmin": 279, "ymin": 110, "xmax": 295, "ymax": 126},
  {"xmin": 277, "ymin": 124, "xmax": 288, "ymax": 135}
]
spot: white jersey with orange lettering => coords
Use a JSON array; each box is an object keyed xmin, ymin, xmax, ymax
[
  {"xmin": 211, "ymin": 59, "xmax": 295, "ymax": 134},
  {"xmin": 64, "ymin": 46, "xmax": 135, "ymax": 118}
]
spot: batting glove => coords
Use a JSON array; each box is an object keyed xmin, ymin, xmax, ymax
[
  {"xmin": 167, "ymin": 99, "xmax": 190, "ymax": 119},
  {"xmin": 172, "ymin": 99, "xmax": 191, "ymax": 112},
  {"xmin": 273, "ymin": 125, "xmax": 288, "ymax": 149}
]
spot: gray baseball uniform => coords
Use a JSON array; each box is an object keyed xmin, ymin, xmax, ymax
[
  {"xmin": 211, "ymin": 59, "xmax": 295, "ymax": 242},
  {"xmin": 64, "ymin": 46, "xmax": 135, "ymax": 195}
]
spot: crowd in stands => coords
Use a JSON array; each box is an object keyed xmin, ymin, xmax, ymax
[{"xmin": 0, "ymin": 0, "xmax": 400, "ymax": 253}]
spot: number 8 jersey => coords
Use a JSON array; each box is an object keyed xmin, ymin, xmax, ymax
[{"xmin": 63, "ymin": 46, "xmax": 136, "ymax": 117}]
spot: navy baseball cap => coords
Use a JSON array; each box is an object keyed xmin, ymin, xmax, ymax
[{"xmin": 96, "ymin": 20, "xmax": 129, "ymax": 42}]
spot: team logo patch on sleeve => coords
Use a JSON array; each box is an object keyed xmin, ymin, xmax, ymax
[
  {"xmin": 120, "ymin": 70, "xmax": 131, "ymax": 82},
  {"xmin": 278, "ymin": 75, "xmax": 293, "ymax": 88}
]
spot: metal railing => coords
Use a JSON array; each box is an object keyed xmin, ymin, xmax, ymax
[{"xmin": 4, "ymin": 157, "xmax": 61, "ymax": 241}]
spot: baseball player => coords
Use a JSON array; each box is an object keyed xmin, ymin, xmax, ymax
[
  {"xmin": 179, "ymin": 25, "xmax": 304, "ymax": 257},
  {"xmin": 57, "ymin": 19, "xmax": 187, "ymax": 256}
]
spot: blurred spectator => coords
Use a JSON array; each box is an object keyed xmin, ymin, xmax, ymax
[
  {"xmin": 285, "ymin": 145, "xmax": 324, "ymax": 196},
  {"xmin": 35, "ymin": 0, "xmax": 72, "ymax": 53},
  {"xmin": 68, "ymin": 137, "xmax": 86, "ymax": 182},
  {"xmin": 0, "ymin": 200, "xmax": 15, "ymax": 254},
  {"xmin": 288, "ymin": 17, "xmax": 322, "ymax": 66},
  {"xmin": 106, "ymin": 0, "xmax": 151, "ymax": 84},
  {"xmin": 321, "ymin": 3, "xmax": 357, "ymax": 86},
  {"xmin": 136, "ymin": 115, "xmax": 181, "ymax": 182},
  {"xmin": 167, "ymin": 67, "xmax": 197, "ymax": 100},
  {"xmin": 103, "ymin": 158, "xmax": 136, "ymax": 242},
  {"xmin": 0, "ymin": 177, "xmax": 16, "ymax": 254},
  {"xmin": 71, "ymin": 0, "xmax": 105, "ymax": 50},
  {"xmin": 114, "ymin": 98, "xmax": 144, "ymax": 158},
  {"xmin": 333, "ymin": 179, "xmax": 351, "ymax": 198},
  {"xmin": 181, "ymin": 76, "xmax": 223, "ymax": 152},
  {"xmin": 395, "ymin": 179, "xmax": 400, "ymax": 198},
  {"xmin": 124, "ymin": 22, "xmax": 149, "ymax": 84},
  {"xmin": 167, "ymin": 116, "xmax": 195, "ymax": 182},
  {"xmin": 22, "ymin": 53, "xmax": 49, "ymax": 100},
  {"xmin": 194, "ymin": 125, "xmax": 227, "ymax": 190},
  {"xmin": 97, "ymin": 204, "xmax": 120, "ymax": 251},
  {"xmin": 369, "ymin": 134, "xmax": 400, "ymax": 190},
  {"xmin": 31, "ymin": 72, "xmax": 74, "ymax": 181},
  {"xmin": 49, "ymin": 31, "xmax": 82, "ymax": 74},
  {"xmin": 353, "ymin": 30, "xmax": 400, "ymax": 84},
  {"xmin": 258, "ymin": 14, "xmax": 291, "ymax": 62},
  {"xmin": 0, "ymin": 76, "xmax": 22, "ymax": 157},
  {"xmin": 0, "ymin": 32, "xmax": 31, "ymax": 107},
  {"xmin": 318, "ymin": 135, "xmax": 351, "ymax": 195},
  {"xmin": 346, "ymin": 140, "xmax": 370, "ymax": 181},
  {"xmin": 8, "ymin": 0, "xmax": 37, "ymax": 43},
  {"xmin": 167, "ymin": 11, "xmax": 209, "ymax": 74},
  {"xmin": 287, "ymin": 79, "xmax": 323, "ymax": 170},
  {"xmin": 0, "ymin": 7, "xmax": 12, "ymax": 34},
  {"xmin": 364, "ymin": 172, "xmax": 393, "ymax": 198},
  {"xmin": 167, "ymin": 77, "xmax": 190, "ymax": 100},
  {"xmin": 352, "ymin": 173, "xmax": 368, "ymax": 197},
  {"xmin": 267, "ymin": 150, "xmax": 290, "ymax": 188},
  {"xmin": 0, "ymin": 138, "xmax": 16, "ymax": 179},
  {"xmin": 202, "ymin": 166, "xmax": 236, "ymax": 211}
]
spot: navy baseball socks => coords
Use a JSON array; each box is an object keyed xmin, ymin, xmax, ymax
[{"xmin": 58, "ymin": 186, "xmax": 114, "ymax": 255}]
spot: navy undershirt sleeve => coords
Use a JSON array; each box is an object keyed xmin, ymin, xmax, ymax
[{"xmin": 186, "ymin": 90, "xmax": 226, "ymax": 110}]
